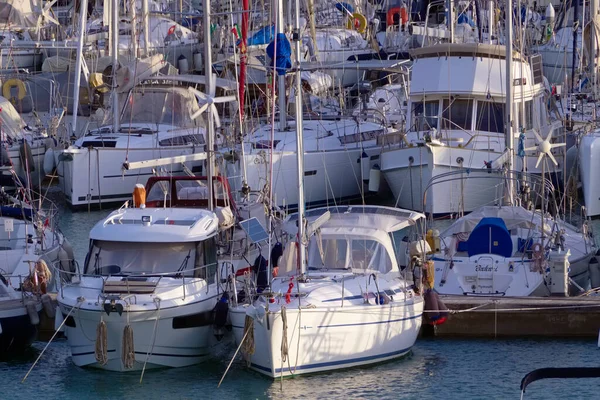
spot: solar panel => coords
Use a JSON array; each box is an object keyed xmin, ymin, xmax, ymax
[{"xmin": 239, "ymin": 218, "xmax": 269, "ymax": 244}]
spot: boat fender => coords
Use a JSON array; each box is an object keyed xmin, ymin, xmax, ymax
[
  {"xmin": 346, "ymin": 12, "xmax": 367, "ymax": 33},
  {"xmin": 54, "ymin": 309, "xmax": 65, "ymax": 333},
  {"xmin": 177, "ymin": 54, "xmax": 189, "ymax": 74},
  {"xmin": 423, "ymin": 289, "xmax": 449, "ymax": 325},
  {"xmin": 213, "ymin": 294, "xmax": 229, "ymax": 341},
  {"xmin": 368, "ymin": 164, "xmax": 381, "ymax": 192},
  {"xmin": 26, "ymin": 301, "xmax": 40, "ymax": 325},
  {"xmin": 360, "ymin": 151, "xmax": 370, "ymax": 183},
  {"xmin": 252, "ymin": 255, "xmax": 269, "ymax": 290},
  {"xmin": 589, "ymin": 257, "xmax": 600, "ymax": 289},
  {"xmin": 41, "ymin": 293, "xmax": 55, "ymax": 318},
  {"xmin": 270, "ymin": 242, "xmax": 283, "ymax": 278},
  {"xmin": 43, "ymin": 148, "xmax": 56, "ymax": 175},
  {"xmin": 19, "ymin": 140, "xmax": 35, "ymax": 172}
]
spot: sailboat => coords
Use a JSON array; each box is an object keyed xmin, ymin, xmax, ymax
[
  {"xmin": 227, "ymin": 0, "xmax": 425, "ymax": 378},
  {"xmin": 0, "ymin": 179, "xmax": 73, "ymax": 355}
]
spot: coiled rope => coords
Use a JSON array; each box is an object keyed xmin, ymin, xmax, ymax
[
  {"xmin": 95, "ymin": 319, "xmax": 108, "ymax": 366},
  {"xmin": 122, "ymin": 311, "xmax": 135, "ymax": 369}
]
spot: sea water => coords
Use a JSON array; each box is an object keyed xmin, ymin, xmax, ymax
[{"xmin": 2, "ymin": 190, "xmax": 598, "ymax": 399}]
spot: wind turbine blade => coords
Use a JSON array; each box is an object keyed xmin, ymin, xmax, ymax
[
  {"xmin": 209, "ymin": 73, "xmax": 216, "ymax": 97},
  {"xmin": 46, "ymin": 15, "xmax": 60, "ymax": 26},
  {"xmin": 211, "ymin": 104, "xmax": 221, "ymax": 128},
  {"xmin": 550, "ymin": 142, "xmax": 566, "ymax": 148},
  {"xmin": 548, "ymin": 152, "xmax": 558, "ymax": 166},
  {"xmin": 191, "ymin": 103, "xmax": 209, "ymax": 120},
  {"xmin": 213, "ymin": 95, "xmax": 237, "ymax": 103},
  {"xmin": 533, "ymin": 130, "xmax": 543, "ymax": 142},
  {"xmin": 524, "ymin": 146, "xmax": 537, "ymax": 152},
  {"xmin": 535, "ymin": 153, "xmax": 544, "ymax": 168}
]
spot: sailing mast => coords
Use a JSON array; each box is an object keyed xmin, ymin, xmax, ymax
[
  {"xmin": 293, "ymin": 0, "xmax": 306, "ymax": 274},
  {"xmin": 111, "ymin": 0, "xmax": 120, "ymax": 133},
  {"xmin": 592, "ymin": 0, "xmax": 599, "ymax": 97},
  {"xmin": 277, "ymin": 0, "xmax": 287, "ymax": 130},
  {"xmin": 505, "ymin": 0, "xmax": 514, "ymax": 204},
  {"xmin": 203, "ymin": 0, "xmax": 214, "ymax": 210},
  {"xmin": 71, "ymin": 0, "xmax": 88, "ymax": 136}
]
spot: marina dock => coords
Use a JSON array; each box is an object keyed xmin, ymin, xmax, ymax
[{"xmin": 427, "ymin": 295, "xmax": 600, "ymax": 338}]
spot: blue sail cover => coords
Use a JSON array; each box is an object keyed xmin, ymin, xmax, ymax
[
  {"xmin": 248, "ymin": 25, "xmax": 275, "ymax": 46},
  {"xmin": 335, "ymin": 2, "xmax": 354, "ymax": 13},
  {"xmin": 466, "ymin": 217, "xmax": 513, "ymax": 258},
  {"xmin": 266, "ymin": 33, "xmax": 292, "ymax": 76}
]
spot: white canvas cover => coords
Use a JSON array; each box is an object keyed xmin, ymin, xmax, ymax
[
  {"xmin": 440, "ymin": 206, "xmax": 551, "ymax": 237},
  {"xmin": 0, "ymin": 96, "xmax": 25, "ymax": 140}
]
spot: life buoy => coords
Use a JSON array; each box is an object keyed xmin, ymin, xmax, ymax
[
  {"xmin": 387, "ymin": 7, "xmax": 402, "ymax": 26},
  {"xmin": 346, "ymin": 12, "xmax": 367, "ymax": 33},
  {"xmin": 2, "ymin": 78, "xmax": 26, "ymax": 101}
]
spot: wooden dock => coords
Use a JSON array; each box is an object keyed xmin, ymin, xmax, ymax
[{"xmin": 426, "ymin": 295, "xmax": 600, "ymax": 338}]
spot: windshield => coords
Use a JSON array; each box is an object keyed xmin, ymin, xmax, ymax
[
  {"xmin": 121, "ymin": 88, "xmax": 203, "ymax": 128},
  {"xmin": 84, "ymin": 239, "xmax": 217, "ymax": 278},
  {"xmin": 308, "ymin": 236, "xmax": 392, "ymax": 273}
]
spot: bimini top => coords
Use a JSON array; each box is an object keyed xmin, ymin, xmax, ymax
[
  {"xmin": 410, "ymin": 43, "xmax": 525, "ymax": 62},
  {"xmin": 89, "ymin": 207, "xmax": 219, "ymax": 243},
  {"xmin": 284, "ymin": 205, "xmax": 424, "ymax": 235}
]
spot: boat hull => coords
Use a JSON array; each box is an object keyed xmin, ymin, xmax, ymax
[
  {"xmin": 230, "ymin": 300, "xmax": 423, "ymax": 378},
  {"xmin": 59, "ymin": 298, "xmax": 223, "ymax": 371}
]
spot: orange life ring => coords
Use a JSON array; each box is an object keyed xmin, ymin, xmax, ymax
[
  {"xmin": 387, "ymin": 7, "xmax": 402, "ymax": 26},
  {"xmin": 387, "ymin": 7, "xmax": 408, "ymax": 26}
]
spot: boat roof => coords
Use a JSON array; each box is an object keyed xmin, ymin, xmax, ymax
[
  {"xmin": 89, "ymin": 207, "xmax": 219, "ymax": 243},
  {"xmin": 410, "ymin": 43, "xmax": 525, "ymax": 62},
  {"xmin": 284, "ymin": 205, "xmax": 424, "ymax": 235}
]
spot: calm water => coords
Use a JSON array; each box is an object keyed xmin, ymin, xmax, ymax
[
  {"xmin": 2, "ymin": 188, "xmax": 598, "ymax": 399},
  {"xmin": 1, "ymin": 339, "xmax": 599, "ymax": 399}
]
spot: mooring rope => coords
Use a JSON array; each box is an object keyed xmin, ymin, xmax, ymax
[
  {"xmin": 95, "ymin": 319, "xmax": 108, "ymax": 366},
  {"xmin": 22, "ymin": 299, "xmax": 82, "ymax": 383},
  {"xmin": 140, "ymin": 299, "xmax": 161, "ymax": 383},
  {"xmin": 280, "ymin": 306, "xmax": 288, "ymax": 363},
  {"xmin": 122, "ymin": 307, "xmax": 135, "ymax": 369}
]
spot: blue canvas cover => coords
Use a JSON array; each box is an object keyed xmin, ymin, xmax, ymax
[{"xmin": 466, "ymin": 217, "xmax": 513, "ymax": 258}]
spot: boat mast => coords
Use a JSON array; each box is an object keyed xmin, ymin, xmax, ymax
[
  {"xmin": 293, "ymin": 0, "xmax": 306, "ymax": 274},
  {"xmin": 142, "ymin": 0, "xmax": 150, "ymax": 56},
  {"xmin": 505, "ymin": 0, "xmax": 514, "ymax": 204},
  {"xmin": 71, "ymin": 0, "xmax": 88, "ymax": 137},
  {"xmin": 571, "ymin": 0, "xmax": 579, "ymax": 94},
  {"xmin": 203, "ymin": 0, "xmax": 214, "ymax": 210},
  {"xmin": 111, "ymin": 0, "xmax": 120, "ymax": 133},
  {"xmin": 277, "ymin": 0, "xmax": 287, "ymax": 130},
  {"xmin": 592, "ymin": 0, "xmax": 599, "ymax": 97}
]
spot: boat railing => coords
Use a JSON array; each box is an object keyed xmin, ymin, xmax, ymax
[{"xmin": 51, "ymin": 261, "xmax": 220, "ymax": 301}]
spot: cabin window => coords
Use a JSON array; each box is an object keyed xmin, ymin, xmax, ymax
[
  {"xmin": 195, "ymin": 238, "xmax": 217, "ymax": 283},
  {"xmin": 350, "ymin": 239, "xmax": 392, "ymax": 274},
  {"xmin": 525, "ymin": 100, "xmax": 534, "ymax": 130},
  {"xmin": 475, "ymin": 101, "xmax": 505, "ymax": 133},
  {"xmin": 85, "ymin": 240, "xmax": 197, "ymax": 276},
  {"xmin": 442, "ymin": 99, "xmax": 473, "ymax": 130},
  {"xmin": 308, "ymin": 238, "xmax": 349, "ymax": 269},
  {"xmin": 412, "ymin": 100, "xmax": 439, "ymax": 131},
  {"xmin": 159, "ymin": 134, "xmax": 205, "ymax": 147}
]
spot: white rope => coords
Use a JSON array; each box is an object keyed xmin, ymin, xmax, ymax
[
  {"xmin": 22, "ymin": 300, "xmax": 82, "ymax": 383},
  {"xmin": 140, "ymin": 298, "xmax": 161, "ymax": 383}
]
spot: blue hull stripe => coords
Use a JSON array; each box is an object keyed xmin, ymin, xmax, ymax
[
  {"xmin": 134, "ymin": 351, "xmax": 209, "ymax": 358},
  {"xmin": 72, "ymin": 349, "xmax": 116, "ymax": 357},
  {"xmin": 317, "ymin": 313, "xmax": 422, "ymax": 328},
  {"xmin": 252, "ymin": 346, "xmax": 413, "ymax": 374}
]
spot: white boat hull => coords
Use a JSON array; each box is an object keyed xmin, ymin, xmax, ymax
[
  {"xmin": 57, "ymin": 146, "xmax": 201, "ymax": 208},
  {"xmin": 59, "ymin": 298, "xmax": 222, "ymax": 371},
  {"xmin": 230, "ymin": 300, "xmax": 423, "ymax": 378},
  {"xmin": 234, "ymin": 147, "xmax": 380, "ymax": 209}
]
